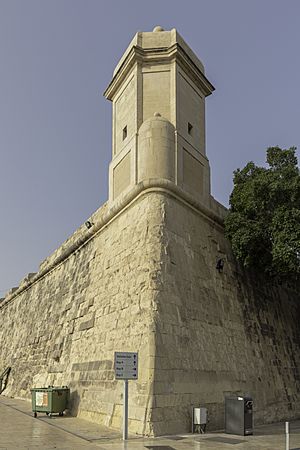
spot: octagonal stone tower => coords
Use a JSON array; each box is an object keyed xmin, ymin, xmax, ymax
[
  {"xmin": 104, "ymin": 26, "xmax": 215, "ymax": 207},
  {"xmin": 1, "ymin": 26, "xmax": 300, "ymax": 438}
]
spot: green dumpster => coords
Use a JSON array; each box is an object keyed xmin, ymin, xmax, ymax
[{"xmin": 31, "ymin": 386, "xmax": 69, "ymax": 417}]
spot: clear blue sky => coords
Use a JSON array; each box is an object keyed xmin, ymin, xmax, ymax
[{"xmin": 1, "ymin": 0, "xmax": 299, "ymax": 292}]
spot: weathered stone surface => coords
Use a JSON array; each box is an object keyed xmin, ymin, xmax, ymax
[
  {"xmin": 0, "ymin": 27, "xmax": 299, "ymax": 439},
  {"xmin": 0, "ymin": 189, "xmax": 299, "ymax": 437},
  {"xmin": 0, "ymin": 193, "xmax": 165, "ymax": 436},
  {"xmin": 148, "ymin": 194, "xmax": 300, "ymax": 435},
  {"xmin": 105, "ymin": 28, "xmax": 213, "ymax": 206}
]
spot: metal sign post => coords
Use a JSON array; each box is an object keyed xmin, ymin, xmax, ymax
[
  {"xmin": 285, "ymin": 421, "xmax": 289, "ymax": 450},
  {"xmin": 123, "ymin": 380, "xmax": 129, "ymax": 440},
  {"xmin": 114, "ymin": 352, "xmax": 138, "ymax": 441}
]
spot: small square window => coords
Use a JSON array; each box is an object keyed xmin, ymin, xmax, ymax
[
  {"xmin": 188, "ymin": 122, "xmax": 193, "ymax": 135},
  {"xmin": 122, "ymin": 126, "xmax": 127, "ymax": 141}
]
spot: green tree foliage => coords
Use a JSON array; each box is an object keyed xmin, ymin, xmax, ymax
[{"xmin": 225, "ymin": 146, "xmax": 300, "ymax": 278}]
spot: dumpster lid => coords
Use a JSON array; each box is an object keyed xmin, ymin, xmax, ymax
[{"xmin": 31, "ymin": 385, "xmax": 69, "ymax": 392}]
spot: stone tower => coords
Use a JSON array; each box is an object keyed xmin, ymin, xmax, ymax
[
  {"xmin": 1, "ymin": 26, "xmax": 299, "ymax": 438},
  {"xmin": 104, "ymin": 26, "xmax": 214, "ymax": 208}
]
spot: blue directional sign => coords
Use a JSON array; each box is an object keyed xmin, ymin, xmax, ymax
[{"xmin": 114, "ymin": 352, "xmax": 138, "ymax": 380}]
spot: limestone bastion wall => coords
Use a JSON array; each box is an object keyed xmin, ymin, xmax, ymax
[
  {"xmin": 0, "ymin": 182, "xmax": 299, "ymax": 437},
  {"xmin": 0, "ymin": 189, "xmax": 167, "ymax": 436},
  {"xmin": 150, "ymin": 193, "xmax": 300, "ymax": 435}
]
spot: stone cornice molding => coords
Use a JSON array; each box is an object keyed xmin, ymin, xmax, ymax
[
  {"xmin": 104, "ymin": 43, "xmax": 215, "ymax": 100},
  {"xmin": 0, "ymin": 180, "xmax": 225, "ymax": 309}
]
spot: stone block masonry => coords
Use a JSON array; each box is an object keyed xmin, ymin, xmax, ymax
[
  {"xmin": 149, "ymin": 192, "xmax": 300, "ymax": 435},
  {"xmin": 0, "ymin": 188, "xmax": 167, "ymax": 436},
  {"xmin": 0, "ymin": 182, "xmax": 299, "ymax": 436},
  {"xmin": 1, "ymin": 26, "xmax": 300, "ymax": 437}
]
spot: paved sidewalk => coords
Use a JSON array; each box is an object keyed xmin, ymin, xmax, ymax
[{"xmin": 1, "ymin": 396, "xmax": 300, "ymax": 449}]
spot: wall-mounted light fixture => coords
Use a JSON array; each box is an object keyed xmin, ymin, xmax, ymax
[
  {"xmin": 216, "ymin": 258, "xmax": 224, "ymax": 273},
  {"xmin": 85, "ymin": 221, "xmax": 93, "ymax": 229}
]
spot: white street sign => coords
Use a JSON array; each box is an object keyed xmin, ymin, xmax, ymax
[{"xmin": 114, "ymin": 352, "xmax": 138, "ymax": 380}]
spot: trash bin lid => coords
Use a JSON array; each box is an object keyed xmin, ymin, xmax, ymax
[{"xmin": 31, "ymin": 386, "xmax": 69, "ymax": 392}]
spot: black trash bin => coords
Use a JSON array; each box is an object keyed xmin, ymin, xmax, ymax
[{"xmin": 225, "ymin": 396, "xmax": 253, "ymax": 436}]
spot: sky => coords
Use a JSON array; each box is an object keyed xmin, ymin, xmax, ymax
[{"xmin": 0, "ymin": 0, "xmax": 300, "ymax": 292}]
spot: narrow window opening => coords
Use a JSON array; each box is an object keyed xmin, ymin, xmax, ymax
[
  {"xmin": 188, "ymin": 122, "xmax": 193, "ymax": 136},
  {"xmin": 122, "ymin": 126, "xmax": 127, "ymax": 141}
]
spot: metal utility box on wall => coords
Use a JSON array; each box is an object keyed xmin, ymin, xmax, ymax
[
  {"xmin": 225, "ymin": 396, "xmax": 253, "ymax": 436},
  {"xmin": 192, "ymin": 407, "xmax": 207, "ymax": 433},
  {"xmin": 31, "ymin": 386, "xmax": 69, "ymax": 418}
]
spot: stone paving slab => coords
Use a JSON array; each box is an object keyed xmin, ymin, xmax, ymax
[{"xmin": 1, "ymin": 396, "xmax": 300, "ymax": 449}]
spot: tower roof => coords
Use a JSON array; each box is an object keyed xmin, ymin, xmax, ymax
[{"xmin": 104, "ymin": 27, "xmax": 215, "ymax": 100}]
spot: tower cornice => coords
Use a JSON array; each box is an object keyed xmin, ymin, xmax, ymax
[{"xmin": 104, "ymin": 43, "xmax": 215, "ymax": 100}]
